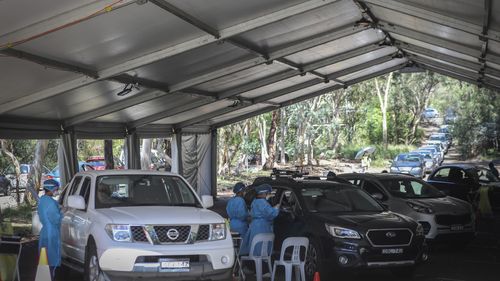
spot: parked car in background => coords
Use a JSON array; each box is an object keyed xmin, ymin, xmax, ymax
[
  {"xmin": 419, "ymin": 145, "xmax": 443, "ymax": 164},
  {"xmin": 34, "ymin": 170, "xmax": 233, "ymax": 281},
  {"xmin": 429, "ymin": 133, "xmax": 450, "ymax": 150},
  {"xmin": 0, "ymin": 174, "xmax": 12, "ymax": 196},
  {"xmin": 86, "ymin": 156, "xmax": 125, "ymax": 170},
  {"xmin": 444, "ymin": 112, "xmax": 457, "ymax": 124},
  {"xmin": 250, "ymin": 171, "xmax": 427, "ymax": 279},
  {"xmin": 411, "ymin": 150, "xmax": 437, "ymax": 174},
  {"xmin": 427, "ymin": 165, "xmax": 500, "ymax": 211},
  {"xmin": 3, "ymin": 164, "xmax": 50, "ymax": 189},
  {"xmin": 45, "ymin": 161, "xmax": 93, "ymax": 186},
  {"xmin": 338, "ymin": 173, "xmax": 475, "ymax": 243},
  {"xmin": 390, "ymin": 153, "xmax": 425, "ymax": 178},
  {"xmin": 422, "ymin": 108, "xmax": 439, "ymax": 119}
]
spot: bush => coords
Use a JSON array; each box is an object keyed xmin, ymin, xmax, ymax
[
  {"xmin": 1, "ymin": 204, "xmax": 33, "ymax": 223},
  {"xmin": 337, "ymin": 144, "xmax": 417, "ymax": 167}
]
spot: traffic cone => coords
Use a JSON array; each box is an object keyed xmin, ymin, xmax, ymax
[
  {"xmin": 313, "ymin": 271, "xmax": 320, "ymax": 281},
  {"xmin": 35, "ymin": 247, "xmax": 52, "ymax": 281}
]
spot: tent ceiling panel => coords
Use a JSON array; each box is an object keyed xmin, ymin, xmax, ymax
[
  {"xmin": 315, "ymin": 46, "xmax": 398, "ymax": 75},
  {"xmin": 406, "ymin": 53, "xmax": 479, "ymax": 77},
  {"xmin": 284, "ymin": 29, "xmax": 384, "ymax": 65},
  {"xmin": 0, "ymin": 57, "xmax": 81, "ymax": 104},
  {"xmin": 0, "ymin": 0, "xmax": 97, "ymax": 37},
  {"xmin": 165, "ymin": 0, "xmax": 308, "ymax": 30},
  {"xmin": 6, "ymin": 81, "xmax": 134, "ymax": 119},
  {"xmin": 93, "ymin": 93, "xmax": 204, "ymax": 123},
  {"xmin": 390, "ymin": 33, "xmax": 479, "ymax": 63},
  {"xmin": 237, "ymin": 0, "xmax": 360, "ymax": 51},
  {"xmin": 240, "ymin": 75, "xmax": 316, "ymax": 99},
  {"xmin": 123, "ymin": 42, "xmax": 253, "ymax": 85},
  {"xmin": 487, "ymin": 62, "xmax": 500, "ymax": 72},
  {"xmin": 400, "ymin": 0, "xmax": 484, "ymax": 27},
  {"xmin": 492, "ymin": 0, "xmax": 500, "ymax": 33},
  {"xmin": 268, "ymin": 83, "xmax": 334, "ymax": 104},
  {"xmin": 14, "ymin": 2, "xmax": 205, "ymax": 69},
  {"xmin": 369, "ymin": 5, "xmax": 481, "ymax": 49},
  {"xmin": 194, "ymin": 63, "xmax": 288, "ymax": 92},
  {"xmin": 338, "ymin": 58, "xmax": 408, "ymax": 82},
  {"xmin": 488, "ymin": 40, "xmax": 500, "ymax": 58},
  {"xmin": 153, "ymin": 100, "xmax": 234, "ymax": 125},
  {"xmin": 207, "ymin": 103, "xmax": 271, "ymax": 125}
]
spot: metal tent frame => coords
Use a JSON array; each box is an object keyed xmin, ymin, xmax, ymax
[{"xmin": 1, "ymin": 0, "xmax": 499, "ymax": 193}]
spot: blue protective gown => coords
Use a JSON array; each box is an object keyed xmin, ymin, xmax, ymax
[
  {"xmin": 38, "ymin": 195, "xmax": 62, "ymax": 267},
  {"xmin": 239, "ymin": 198, "xmax": 279, "ymax": 256},
  {"xmin": 226, "ymin": 196, "xmax": 249, "ymax": 236}
]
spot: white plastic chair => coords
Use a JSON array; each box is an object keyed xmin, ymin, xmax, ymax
[
  {"xmin": 240, "ymin": 233, "xmax": 275, "ymax": 281},
  {"xmin": 272, "ymin": 237, "xmax": 309, "ymax": 281}
]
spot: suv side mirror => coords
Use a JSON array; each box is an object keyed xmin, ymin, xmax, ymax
[
  {"xmin": 202, "ymin": 195, "xmax": 214, "ymax": 208},
  {"xmin": 372, "ymin": 193, "xmax": 384, "ymax": 201},
  {"xmin": 67, "ymin": 195, "xmax": 86, "ymax": 210}
]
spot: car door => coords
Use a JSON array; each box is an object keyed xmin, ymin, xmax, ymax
[
  {"xmin": 428, "ymin": 167, "xmax": 470, "ymax": 201},
  {"xmin": 61, "ymin": 176, "xmax": 83, "ymax": 259},
  {"xmin": 273, "ymin": 188, "xmax": 306, "ymax": 249},
  {"xmin": 68, "ymin": 176, "xmax": 93, "ymax": 263}
]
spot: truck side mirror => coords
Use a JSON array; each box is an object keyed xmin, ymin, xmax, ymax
[
  {"xmin": 202, "ymin": 195, "xmax": 214, "ymax": 208},
  {"xmin": 68, "ymin": 195, "xmax": 86, "ymax": 210}
]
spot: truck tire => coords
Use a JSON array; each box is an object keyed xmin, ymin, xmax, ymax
[{"xmin": 84, "ymin": 240, "xmax": 104, "ymax": 281}]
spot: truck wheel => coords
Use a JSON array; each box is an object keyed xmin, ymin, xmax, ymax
[{"xmin": 84, "ymin": 241, "xmax": 104, "ymax": 281}]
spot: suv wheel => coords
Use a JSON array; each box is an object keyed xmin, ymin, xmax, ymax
[
  {"xmin": 84, "ymin": 241, "xmax": 103, "ymax": 281},
  {"xmin": 4, "ymin": 184, "xmax": 11, "ymax": 196},
  {"xmin": 305, "ymin": 239, "xmax": 323, "ymax": 281},
  {"xmin": 390, "ymin": 266, "xmax": 416, "ymax": 278}
]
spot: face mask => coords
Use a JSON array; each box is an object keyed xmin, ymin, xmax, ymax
[
  {"xmin": 266, "ymin": 194, "xmax": 272, "ymax": 200},
  {"xmin": 53, "ymin": 190, "xmax": 60, "ymax": 196}
]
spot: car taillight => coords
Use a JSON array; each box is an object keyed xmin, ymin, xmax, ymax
[{"xmin": 47, "ymin": 175, "xmax": 53, "ymax": 179}]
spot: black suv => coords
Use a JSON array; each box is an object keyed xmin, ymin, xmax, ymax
[{"xmin": 248, "ymin": 170, "xmax": 427, "ymax": 279}]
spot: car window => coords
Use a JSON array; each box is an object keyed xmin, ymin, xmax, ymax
[
  {"xmin": 79, "ymin": 177, "xmax": 92, "ymax": 210},
  {"xmin": 362, "ymin": 181, "xmax": 386, "ymax": 200},
  {"xmin": 477, "ymin": 169, "xmax": 499, "ymax": 183},
  {"xmin": 379, "ymin": 178, "xmax": 444, "ymax": 198},
  {"xmin": 348, "ymin": 179, "xmax": 362, "ymax": 186},
  {"xmin": 63, "ymin": 176, "xmax": 83, "ymax": 206},
  {"xmin": 20, "ymin": 165, "xmax": 30, "ymax": 174},
  {"xmin": 279, "ymin": 190, "xmax": 301, "ymax": 214},
  {"xmin": 301, "ymin": 186, "xmax": 384, "ymax": 213},
  {"xmin": 95, "ymin": 175, "xmax": 199, "ymax": 208},
  {"xmin": 432, "ymin": 168, "xmax": 450, "ymax": 181}
]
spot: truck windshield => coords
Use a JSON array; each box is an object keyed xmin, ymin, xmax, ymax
[
  {"xmin": 301, "ymin": 187, "xmax": 384, "ymax": 213},
  {"xmin": 379, "ymin": 178, "xmax": 445, "ymax": 198},
  {"xmin": 95, "ymin": 175, "xmax": 200, "ymax": 208}
]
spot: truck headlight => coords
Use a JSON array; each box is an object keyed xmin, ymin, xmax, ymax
[
  {"xmin": 105, "ymin": 224, "xmax": 132, "ymax": 242},
  {"xmin": 210, "ymin": 223, "xmax": 226, "ymax": 240},
  {"xmin": 325, "ymin": 224, "xmax": 361, "ymax": 239},
  {"xmin": 407, "ymin": 202, "xmax": 433, "ymax": 214}
]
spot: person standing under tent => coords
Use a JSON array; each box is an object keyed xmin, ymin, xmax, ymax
[
  {"xmin": 226, "ymin": 182, "xmax": 249, "ymax": 236},
  {"xmin": 38, "ymin": 179, "xmax": 63, "ymax": 279}
]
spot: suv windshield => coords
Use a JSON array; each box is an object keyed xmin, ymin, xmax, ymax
[
  {"xmin": 379, "ymin": 178, "xmax": 444, "ymax": 198},
  {"xmin": 396, "ymin": 154, "xmax": 420, "ymax": 162},
  {"xmin": 301, "ymin": 186, "xmax": 384, "ymax": 213},
  {"xmin": 95, "ymin": 175, "xmax": 199, "ymax": 208}
]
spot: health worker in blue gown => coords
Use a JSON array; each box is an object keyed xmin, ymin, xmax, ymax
[
  {"xmin": 239, "ymin": 184, "xmax": 280, "ymax": 256},
  {"xmin": 38, "ymin": 179, "xmax": 62, "ymax": 278},
  {"xmin": 226, "ymin": 182, "xmax": 249, "ymax": 236}
]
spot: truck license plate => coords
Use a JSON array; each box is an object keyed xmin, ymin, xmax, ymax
[
  {"xmin": 159, "ymin": 258, "xmax": 190, "ymax": 272},
  {"xmin": 451, "ymin": 225, "xmax": 464, "ymax": 231},
  {"xmin": 382, "ymin": 248, "xmax": 404, "ymax": 254}
]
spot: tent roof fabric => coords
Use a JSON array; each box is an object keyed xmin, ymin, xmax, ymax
[{"xmin": 1, "ymin": 0, "xmax": 499, "ymax": 138}]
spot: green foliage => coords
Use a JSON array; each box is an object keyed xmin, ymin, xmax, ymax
[{"xmin": 1, "ymin": 204, "xmax": 32, "ymax": 223}]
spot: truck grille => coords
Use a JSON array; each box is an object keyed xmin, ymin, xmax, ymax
[
  {"xmin": 154, "ymin": 226, "xmax": 191, "ymax": 243},
  {"xmin": 131, "ymin": 226, "xmax": 148, "ymax": 242},
  {"xmin": 366, "ymin": 229, "xmax": 413, "ymax": 247},
  {"xmin": 435, "ymin": 214, "xmax": 471, "ymax": 226},
  {"xmin": 197, "ymin": 225, "xmax": 210, "ymax": 241}
]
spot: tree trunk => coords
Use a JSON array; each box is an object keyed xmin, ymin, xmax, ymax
[
  {"xmin": 104, "ymin": 139, "xmax": 114, "ymax": 170},
  {"xmin": 257, "ymin": 116, "xmax": 268, "ymax": 167},
  {"xmin": 279, "ymin": 109, "xmax": 287, "ymax": 164},
  {"xmin": 375, "ymin": 73, "xmax": 393, "ymax": 149},
  {"xmin": 263, "ymin": 110, "xmax": 278, "ymax": 170},
  {"xmin": 0, "ymin": 140, "xmax": 21, "ymax": 206},
  {"xmin": 141, "ymin": 139, "xmax": 152, "ymax": 170}
]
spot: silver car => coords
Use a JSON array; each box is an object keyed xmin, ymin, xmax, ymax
[
  {"xmin": 338, "ymin": 173, "xmax": 476, "ymax": 243},
  {"xmin": 390, "ymin": 153, "xmax": 425, "ymax": 178},
  {"xmin": 411, "ymin": 150, "xmax": 437, "ymax": 174}
]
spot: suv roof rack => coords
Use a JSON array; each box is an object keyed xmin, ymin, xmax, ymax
[{"xmin": 271, "ymin": 168, "xmax": 308, "ymax": 178}]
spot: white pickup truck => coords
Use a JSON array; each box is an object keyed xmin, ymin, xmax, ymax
[{"xmin": 36, "ymin": 170, "xmax": 234, "ymax": 281}]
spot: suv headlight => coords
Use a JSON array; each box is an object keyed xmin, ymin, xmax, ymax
[
  {"xmin": 210, "ymin": 223, "xmax": 226, "ymax": 240},
  {"xmin": 416, "ymin": 223, "xmax": 424, "ymax": 236},
  {"xmin": 105, "ymin": 224, "xmax": 132, "ymax": 242},
  {"xmin": 407, "ymin": 202, "xmax": 433, "ymax": 214},
  {"xmin": 325, "ymin": 224, "xmax": 361, "ymax": 239}
]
